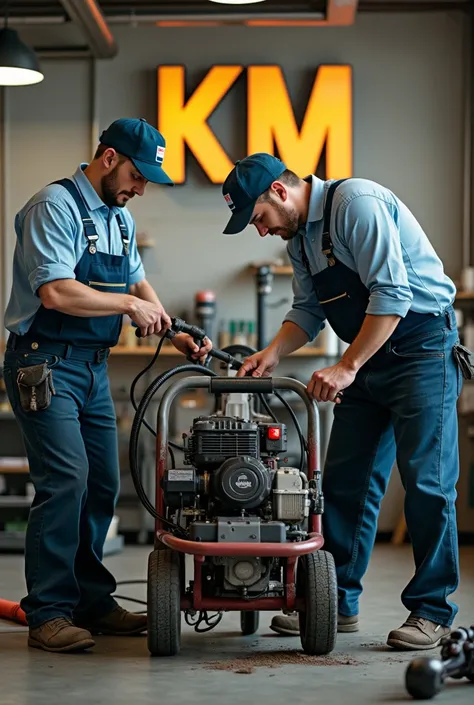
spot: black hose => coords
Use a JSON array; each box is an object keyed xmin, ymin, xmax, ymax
[
  {"xmin": 274, "ymin": 390, "xmax": 308, "ymax": 472},
  {"xmin": 129, "ymin": 339, "xmax": 308, "ymax": 529},
  {"xmin": 129, "ymin": 362, "xmax": 217, "ymax": 534},
  {"xmin": 129, "ymin": 334, "xmax": 185, "ymax": 454}
]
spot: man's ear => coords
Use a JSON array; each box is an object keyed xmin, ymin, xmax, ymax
[
  {"xmin": 101, "ymin": 147, "xmax": 119, "ymax": 170},
  {"xmin": 270, "ymin": 180, "xmax": 288, "ymax": 202}
]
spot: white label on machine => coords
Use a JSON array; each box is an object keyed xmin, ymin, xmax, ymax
[{"xmin": 168, "ymin": 469, "xmax": 194, "ymax": 481}]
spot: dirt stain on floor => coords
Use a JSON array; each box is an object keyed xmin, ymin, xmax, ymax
[{"xmin": 204, "ymin": 650, "xmax": 363, "ymax": 674}]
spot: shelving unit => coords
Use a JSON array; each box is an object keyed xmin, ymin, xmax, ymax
[
  {"xmin": 110, "ymin": 343, "xmax": 326, "ymax": 357},
  {"xmin": 249, "ymin": 263, "xmax": 293, "ymax": 277},
  {"xmin": 0, "ymin": 413, "xmax": 123, "ymax": 554},
  {"xmin": 455, "ymin": 291, "xmax": 474, "ymax": 300},
  {"xmin": 0, "ymin": 464, "xmax": 29, "ymax": 474}
]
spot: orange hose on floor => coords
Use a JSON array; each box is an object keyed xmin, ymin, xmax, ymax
[{"xmin": 0, "ymin": 599, "xmax": 27, "ymax": 625}]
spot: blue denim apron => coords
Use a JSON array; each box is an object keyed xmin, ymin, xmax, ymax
[
  {"xmin": 300, "ymin": 179, "xmax": 446, "ymax": 347},
  {"xmin": 304, "ymin": 180, "xmax": 461, "ymax": 627},
  {"xmin": 3, "ymin": 178, "xmax": 130, "ymax": 627},
  {"xmin": 9, "ymin": 177, "xmax": 130, "ymax": 352}
]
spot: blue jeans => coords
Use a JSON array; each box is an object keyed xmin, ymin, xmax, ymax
[
  {"xmin": 322, "ymin": 312, "xmax": 462, "ymax": 627},
  {"xmin": 2, "ymin": 351, "xmax": 119, "ymax": 628}
]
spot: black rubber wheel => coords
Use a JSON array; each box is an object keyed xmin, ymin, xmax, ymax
[
  {"xmin": 240, "ymin": 611, "xmax": 260, "ymax": 635},
  {"xmin": 297, "ymin": 550, "xmax": 338, "ymax": 656},
  {"xmin": 405, "ymin": 658, "xmax": 443, "ymax": 699},
  {"xmin": 147, "ymin": 549, "xmax": 181, "ymax": 657}
]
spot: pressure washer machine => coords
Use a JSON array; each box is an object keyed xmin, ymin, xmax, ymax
[{"xmin": 129, "ymin": 318, "xmax": 338, "ymax": 658}]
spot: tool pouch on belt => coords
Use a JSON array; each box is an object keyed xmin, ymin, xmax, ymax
[
  {"xmin": 453, "ymin": 343, "xmax": 474, "ymax": 380},
  {"xmin": 16, "ymin": 363, "xmax": 56, "ymax": 412}
]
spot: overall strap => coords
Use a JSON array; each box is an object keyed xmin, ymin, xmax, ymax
[
  {"xmin": 53, "ymin": 178, "xmax": 99, "ymax": 255},
  {"xmin": 321, "ymin": 178, "xmax": 349, "ymax": 267},
  {"xmin": 300, "ymin": 232, "xmax": 312, "ymax": 275},
  {"xmin": 114, "ymin": 214, "xmax": 130, "ymax": 257},
  {"xmin": 53, "ymin": 179, "xmax": 130, "ymax": 257},
  {"xmin": 300, "ymin": 177, "xmax": 349, "ymax": 274}
]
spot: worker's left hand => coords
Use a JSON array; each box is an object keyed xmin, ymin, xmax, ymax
[
  {"xmin": 307, "ymin": 361, "xmax": 356, "ymax": 403},
  {"xmin": 170, "ymin": 333, "xmax": 213, "ymax": 363}
]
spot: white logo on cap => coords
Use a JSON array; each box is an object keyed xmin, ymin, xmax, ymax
[
  {"xmin": 224, "ymin": 193, "xmax": 235, "ymax": 211},
  {"xmin": 156, "ymin": 145, "xmax": 165, "ymax": 162}
]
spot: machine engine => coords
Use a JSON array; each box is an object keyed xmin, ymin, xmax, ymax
[
  {"xmin": 162, "ymin": 414, "xmax": 314, "ymax": 597},
  {"xmin": 163, "ymin": 415, "xmax": 310, "ymax": 524}
]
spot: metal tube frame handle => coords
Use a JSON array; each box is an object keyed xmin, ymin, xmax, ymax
[{"xmin": 156, "ymin": 375, "xmax": 320, "ymax": 467}]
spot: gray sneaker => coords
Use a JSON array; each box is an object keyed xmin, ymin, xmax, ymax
[
  {"xmin": 270, "ymin": 612, "xmax": 359, "ymax": 636},
  {"xmin": 387, "ymin": 615, "xmax": 450, "ymax": 651}
]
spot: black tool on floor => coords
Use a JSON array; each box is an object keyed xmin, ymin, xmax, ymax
[{"xmin": 405, "ymin": 624, "xmax": 474, "ymax": 699}]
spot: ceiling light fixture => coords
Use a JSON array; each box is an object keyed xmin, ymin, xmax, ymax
[
  {"xmin": 0, "ymin": 1, "xmax": 44, "ymax": 86},
  {"xmin": 208, "ymin": 1, "xmax": 267, "ymax": 5}
]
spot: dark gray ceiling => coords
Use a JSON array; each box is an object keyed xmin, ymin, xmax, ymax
[{"xmin": 3, "ymin": 0, "xmax": 473, "ymax": 22}]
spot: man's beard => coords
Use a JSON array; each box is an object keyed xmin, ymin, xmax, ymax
[
  {"xmin": 101, "ymin": 166, "xmax": 134, "ymax": 208},
  {"xmin": 267, "ymin": 200, "xmax": 300, "ymax": 240}
]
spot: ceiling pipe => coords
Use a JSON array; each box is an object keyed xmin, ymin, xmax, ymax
[
  {"xmin": 100, "ymin": 12, "xmax": 326, "ymax": 22},
  {"xmin": 58, "ymin": 0, "xmax": 117, "ymax": 58}
]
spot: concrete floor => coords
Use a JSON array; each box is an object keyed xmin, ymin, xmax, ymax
[{"xmin": 0, "ymin": 544, "xmax": 473, "ymax": 705}]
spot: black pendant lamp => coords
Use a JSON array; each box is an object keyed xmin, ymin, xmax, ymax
[{"xmin": 0, "ymin": 1, "xmax": 44, "ymax": 86}]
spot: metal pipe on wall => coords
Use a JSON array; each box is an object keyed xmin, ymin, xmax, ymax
[
  {"xmin": 0, "ymin": 87, "xmax": 10, "ymax": 346},
  {"xmin": 0, "ymin": 88, "xmax": 5, "ymax": 343},
  {"xmin": 89, "ymin": 57, "xmax": 99, "ymax": 157},
  {"xmin": 462, "ymin": 6, "xmax": 473, "ymax": 269}
]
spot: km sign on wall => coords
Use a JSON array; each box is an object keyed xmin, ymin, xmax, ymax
[{"xmin": 157, "ymin": 64, "xmax": 352, "ymax": 184}]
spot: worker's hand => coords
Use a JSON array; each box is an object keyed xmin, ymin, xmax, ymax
[
  {"xmin": 171, "ymin": 333, "xmax": 212, "ymax": 363},
  {"xmin": 129, "ymin": 297, "xmax": 171, "ymax": 338},
  {"xmin": 236, "ymin": 347, "xmax": 280, "ymax": 378},
  {"xmin": 307, "ymin": 361, "xmax": 356, "ymax": 403}
]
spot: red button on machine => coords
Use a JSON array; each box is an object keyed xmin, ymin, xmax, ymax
[{"xmin": 268, "ymin": 426, "xmax": 281, "ymax": 440}]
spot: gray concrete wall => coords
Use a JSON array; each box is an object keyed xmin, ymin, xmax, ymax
[
  {"xmin": 0, "ymin": 10, "xmax": 468, "ymax": 532},
  {"xmin": 0, "ymin": 11, "xmax": 466, "ymax": 337}
]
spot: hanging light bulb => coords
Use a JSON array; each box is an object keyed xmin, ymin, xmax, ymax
[{"xmin": 0, "ymin": 2, "xmax": 44, "ymax": 86}]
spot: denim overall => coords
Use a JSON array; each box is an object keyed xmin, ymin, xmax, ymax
[
  {"xmin": 3, "ymin": 179, "xmax": 130, "ymax": 628},
  {"xmin": 304, "ymin": 180, "xmax": 461, "ymax": 626}
]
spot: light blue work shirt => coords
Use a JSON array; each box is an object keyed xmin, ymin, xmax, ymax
[
  {"xmin": 283, "ymin": 175, "xmax": 457, "ymax": 341},
  {"xmin": 4, "ymin": 164, "xmax": 145, "ymax": 335}
]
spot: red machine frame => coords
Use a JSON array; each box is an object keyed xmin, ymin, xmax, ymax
[{"xmin": 154, "ymin": 375, "xmax": 324, "ymax": 613}]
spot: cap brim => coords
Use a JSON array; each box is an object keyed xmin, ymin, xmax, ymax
[
  {"xmin": 132, "ymin": 157, "xmax": 174, "ymax": 185},
  {"xmin": 223, "ymin": 201, "xmax": 256, "ymax": 235}
]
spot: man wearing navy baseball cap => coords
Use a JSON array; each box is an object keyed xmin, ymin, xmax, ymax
[
  {"xmin": 98, "ymin": 116, "xmax": 174, "ymax": 188},
  {"xmin": 2, "ymin": 117, "xmax": 211, "ymax": 654},
  {"xmin": 222, "ymin": 153, "xmax": 287, "ymax": 235},
  {"xmin": 221, "ymin": 153, "xmax": 462, "ymax": 652}
]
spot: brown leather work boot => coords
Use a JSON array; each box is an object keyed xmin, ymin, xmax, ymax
[
  {"xmin": 76, "ymin": 606, "xmax": 147, "ymax": 636},
  {"xmin": 270, "ymin": 613, "xmax": 300, "ymax": 636},
  {"xmin": 387, "ymin": 614, "xmax": 450, "ymax": 651},
  {"xmin": 28, "ymin": 617, "xmax": 95, "ymax": 653},
  {"xmin": 270, "ymin": 612, "xmax": 359, "ymax": 636}
]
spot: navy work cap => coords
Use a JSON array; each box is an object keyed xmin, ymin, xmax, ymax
[
  {"xmin": 222, "ymin": 153, "xmax": 287, "ymax": 235},
  {"xmin": 99, "ymin": 118, "xmax": 173, "ymax": 185}
]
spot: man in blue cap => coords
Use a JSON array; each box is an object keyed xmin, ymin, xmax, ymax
[
  {"xmin": 2, "ymin": 118, "xmax": 211, "ymax": 653},
  {"xmin": 221, "ymin": 153, "xmax": 464, "ymax": 651}
]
